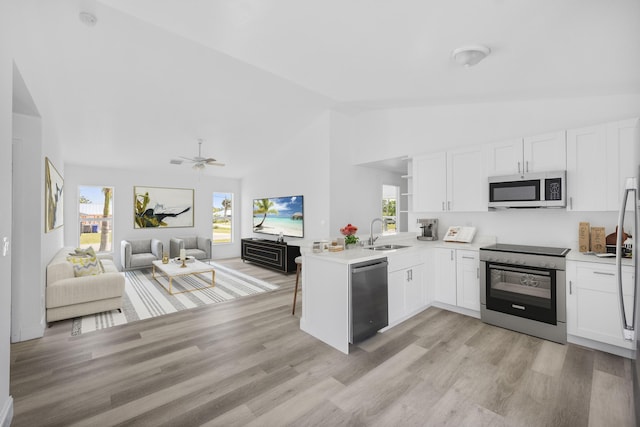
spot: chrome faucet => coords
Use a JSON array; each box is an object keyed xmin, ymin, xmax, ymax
[{"xmin": 369, "ymin": 218, "xmax": 386, "ymax": 246}]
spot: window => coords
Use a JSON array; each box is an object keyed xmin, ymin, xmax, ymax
[
  {"xmin": 78, "ymin": 186, "xmax": 114, "ymax": 252},
  {"xmin": 213, "ymin": 192, "xmax": 233, "ymax": 244},
  {"xmin": 382, "ymin": 184, "xmax": 398, "ymax": 235}
]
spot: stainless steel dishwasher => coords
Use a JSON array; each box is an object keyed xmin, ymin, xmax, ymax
[{"xmin": 350, "ymin": 258, "xmax": 389, "ymax": 344}]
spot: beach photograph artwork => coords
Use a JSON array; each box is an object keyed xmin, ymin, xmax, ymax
[{"xmin": 253, "ymin": 195, "xmax": 304, "ymax": 238}]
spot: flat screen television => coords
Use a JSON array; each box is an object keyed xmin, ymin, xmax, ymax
[{"xmin": 253, "ymin": 195, "xmax": 304, "ymax": 238}]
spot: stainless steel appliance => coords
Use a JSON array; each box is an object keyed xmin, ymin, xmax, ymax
[
  {"xmin": 417, "ymin": 218, "xmax": 438, "ymax": 241},
  {"xmin": 349, "ymin": 258, "xmax": 389, "ymax": 344},
  {"xmin": 480, "ymin": 243, "xmax": 570, "ymax": 344},
  {"xmin": 616, "ymin": 175, "xmax": 640, "ymax": 425},
  {"xmin": 488, "ymin": 170, "xmax": 566, "ymax": 209}
]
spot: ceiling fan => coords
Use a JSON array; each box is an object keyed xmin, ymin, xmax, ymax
[{"xmin": 170, "ymin": 139, "xmax": 225, "ymax": 170}]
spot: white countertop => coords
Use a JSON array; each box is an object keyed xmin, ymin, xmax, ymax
[
  {"xmin": 566, "ymin": 250, "xmax": 634, "ymax": 266},
  {"xmin": 303, "ymin": 233, "xmax": 496, "ymax": 265}
]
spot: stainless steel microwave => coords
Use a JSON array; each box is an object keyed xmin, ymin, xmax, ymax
[{"xmin": 488, "ymin": 170, "xmax": 566, "ymax": 209}]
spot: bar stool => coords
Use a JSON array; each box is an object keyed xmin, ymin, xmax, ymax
[{"xmin": 292, "ymin": 256, "xmax": 302, "ymax": 315}]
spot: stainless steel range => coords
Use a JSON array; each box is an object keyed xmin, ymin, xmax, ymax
[{"xmin": 479, "ymin": 243, "xmax": 571, "ymax": 344}]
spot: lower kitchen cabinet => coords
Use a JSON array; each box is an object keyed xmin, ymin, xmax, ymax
[
  {"xmin": 433, "ymin": 247, "xmax": 480, "ymax": 314},
  {"xmin": 566, "ymin": 260, "xmax": 635, "ymax": 350},
  {"xmin": 434, "ymin": 248, "xmax": 457, "ymax": 305},
  {"xmin": 456, "ymin": 250, "xmax": 480, "ymax": 311},
  {"xmin": 387, "ymin": 253, "xmax": 425, "ymax": 326}
]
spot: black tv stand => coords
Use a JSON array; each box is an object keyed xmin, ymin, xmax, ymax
[{"xmin": 241, "ymin": 238, "xmax": 301, "ymax": 273}]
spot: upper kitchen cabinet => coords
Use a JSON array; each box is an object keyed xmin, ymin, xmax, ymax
[
  {"xmin": 567, "ymin": 118, "xmax": 639, "ymax": 211},
  {"xmin": 485, "ymin": 138, "xmax": 522, "ymax": 176},
  {"xmin": 412, "ymin": 146, "xmax": 486, "ymax": 213},
  {"xmin": 412, "ymin": 152, "xmax": 447, "ymax": 212},
  {"xmin": 606, "ymin": 118, "xmax": 639, "ymax": 210},
  {"xmin": 447, "ymin": 147, "xmax": 487, "ymax": 212},
  {"xmin": 486, "ymin": 131, "xmax": 566, "ymax": 176}
]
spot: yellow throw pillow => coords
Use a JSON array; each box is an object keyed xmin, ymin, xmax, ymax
[
  {"xmin": 67, "ymin": 255, "xmax": 102, "ymax": 277},
  {"xmin": 70, "ymin": 247, "xmax": 96, "ymax": 257}
]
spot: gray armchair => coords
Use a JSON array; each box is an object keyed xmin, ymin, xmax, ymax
[
  {"xmin": 121, "ymin": 238, "xmax": 163, "ymax": 270},
  {"xmin": 170, "ymin": 236, "xmax": 211, "ymax": 261}
]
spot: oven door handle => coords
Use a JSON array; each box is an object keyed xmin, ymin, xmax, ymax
[{"xmin": 489, "ymin": 264, "xmax": 552, "ymax": 277}]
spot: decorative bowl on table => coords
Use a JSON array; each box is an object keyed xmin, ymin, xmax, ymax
[{"xmin": 173, "ymin": 256, "xmax": 195, "ymax": 264}]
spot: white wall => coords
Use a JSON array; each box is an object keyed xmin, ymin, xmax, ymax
[
  {"xmin": 0, "ymin": 0, "xmax": 13, "ymax": 423},
  {"xmin": 64, "ymin": 165, "xmax": 242, "ymax": 265},
  {"xmin": 330, "ymin": 111, "xmax": 403, "ymax": 243},
  {"xmin": 350, "ymin": 94, "xmax": 640, "ymax": 163},
  {"xmin": 11, "ymin": 113, "xmax": 45, "ymax": 342},
  {"xmin": 241, "ymin": 112, "xmax": 332, "ymax": 243},
  {"xmin": 346, "ymin": 94, "xmax": 640, "ymax": 247}
]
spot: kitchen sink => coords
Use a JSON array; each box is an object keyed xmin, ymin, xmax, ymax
[{"xmin": 367, "ymin": 244, "xmax": 409, "ymax": 251}]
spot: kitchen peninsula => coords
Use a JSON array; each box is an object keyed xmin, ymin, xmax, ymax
[{"xmin": 299, "ymin": 234, "xmax": 493, "ymax": 354}]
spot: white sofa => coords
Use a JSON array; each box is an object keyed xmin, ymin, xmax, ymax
[{"xmin": 46, "ymin": 247, "xmax": 125, "ymax": 323}]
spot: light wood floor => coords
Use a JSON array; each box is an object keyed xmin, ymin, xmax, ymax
[{"xmin": 10, "ymin": 258, "xmax": 635, "ymax": 426}]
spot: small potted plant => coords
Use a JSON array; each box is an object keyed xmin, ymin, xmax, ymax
[{"xmin": 340, "ymin": 223, "xmax": 359, "ymax": 248}]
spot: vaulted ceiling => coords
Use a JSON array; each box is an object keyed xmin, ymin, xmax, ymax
[{"xmin": 13, "ymin": 0, "xmax": 640, "ymax": 178}]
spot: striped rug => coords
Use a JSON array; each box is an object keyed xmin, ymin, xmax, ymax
[{"xmin": 71, "ymin": 261, "xmax": 279, "ymax": 336}]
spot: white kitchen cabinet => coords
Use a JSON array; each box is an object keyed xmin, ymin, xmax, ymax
[
  {"xmin": 434, "ymin": 248, "xmax": 457, "ymax": 305},
  {"xmin": 566, "ymin": 260, "xmax": 635, "ymax": 350},
  {"xmin": 387, "ymin": 252, "xmax": 425, "ymax": 326},
  {"xmin": 566, "ymin": 125, "xmax": 608, "ymax": 211},
  {"xmin": 434, "ymin": 247, "xmax": 481, "ymax": 314},
  {"xmin": 456, "ymin": 250, "xmax": 480, "ymax": 311},
  {"xmin": 605, "ymin": 118, "xmax": 639, "ymax": 211},
  {"xmin": 523, "ymin": 132, "xmax": 567, "ymax": 172},
  {"xmin": 567, "ymin": 118, "xmax": 639, "ymax": 211},
  {"xmin": 485, "ymin": 138, "xmax": 523, "ymax": 176},
  {"xmin": 388, "ymin": 270, "xmax": 406, "ymax": 325},
  {"xmin": 405, "ymin": 264, "xmax": 424, "ymax": 314},
  {"xmin": 486, "ymin": 131, "xmax": 566, "ymax": 176},
  {"xmin": 412, "ymin": 146, "xmax": 485, "ymax": 213},
  {"xmin": 447, "ymin": 146, "xmax": 486, "ymax": 212},
  {"xmin": 412, "ymin": 152, "xmax": 447, "ymax": 212}
]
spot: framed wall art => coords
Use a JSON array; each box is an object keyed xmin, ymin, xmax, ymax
[
  {"xmin": 134, "ymin": 186, "xmax": 194, "ymax": 228},
  {"xmin": 45, "ymin": 157, "xmax": 64, "ymax": 233}
]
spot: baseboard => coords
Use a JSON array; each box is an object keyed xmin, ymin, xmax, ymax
[
  {"xmin": 431, "ymin": 301, "xmax": 481, "ymax": 319},
  {"xmin": 13, "ymin": 321, "xmax": 45, "ymax": 343},
  {"xmin": 0, "ymin": 396, "xmax": 13, "ymax": 427},
  {"xmin": 568, "ymin": 334, "xmax": 635, "ymax": 359}
]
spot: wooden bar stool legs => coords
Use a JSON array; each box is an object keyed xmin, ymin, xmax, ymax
[{"xmin": 292, "ymin": 256, "xmax": 302, "ymax": 315}]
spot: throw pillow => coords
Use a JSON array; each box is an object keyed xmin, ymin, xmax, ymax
[
  {"xmin": 69, "ymin": 247, "xmax": 96, "ymax": 257},
  {"xmin": 67, "ymin": 255, "xmax": 102, "ymax": 277}
]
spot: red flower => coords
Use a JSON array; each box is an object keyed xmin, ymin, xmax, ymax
[{"xmin": 340, "ymin": 223, "xmax": 358, "ymax": 236}]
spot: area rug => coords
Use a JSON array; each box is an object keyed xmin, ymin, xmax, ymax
[{"xmin": 71, "ymin": 261, "xmax": 279, "ymax": 336}]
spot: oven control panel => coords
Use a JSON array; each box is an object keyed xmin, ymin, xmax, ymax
[{"xmin": 479, "ymin": 252, "xmax": 566, "ymax": 271}]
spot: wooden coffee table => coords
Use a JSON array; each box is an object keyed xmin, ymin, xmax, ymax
[{"xmin": 152, "ymin": 259, "xmax": 215, "ymax": 295}]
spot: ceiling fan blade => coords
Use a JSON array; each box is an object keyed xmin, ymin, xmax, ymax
[
  {"xmin": 209, "ymin": 162, "xmax": 225, "ymax": 167},
  {"xmin": 179, "ymin": 156, "xmax": 197, "ymax": 162},
  {"xmin": 204, "ymin": 158, "xmax": 218, "ymax": 164}
]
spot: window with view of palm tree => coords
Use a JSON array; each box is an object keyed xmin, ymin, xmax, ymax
[
  {"xmin": 78, "ymin": 186, "xmax": 114, "ymax": 252},
  {"xmin": 213, "ymin": 192, "xmax": 233, "ymax": 244},
  {"xmin": 382, "ymin": 184, "xmax": 399, "ymax": 234},
  {"xmin": 253, "ymin": 198, "xmax": 278, "ymax": 229}
]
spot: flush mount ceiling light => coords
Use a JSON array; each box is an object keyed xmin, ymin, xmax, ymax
[
  {"xmin": 79, "ymin": 11, "xmax": 97, "ymax": 27},
  {"xmin": 451, "ymin": 45, "xmax": 491, "ymax": 67}
]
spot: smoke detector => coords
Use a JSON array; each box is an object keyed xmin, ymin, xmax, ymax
[
  {"xmin": 79, "ymin": 12, "xmax": 97, "ymax": 27},
  {"xmin": 451, "ymin": 45, "xmax": 491, "ymax": 67}
]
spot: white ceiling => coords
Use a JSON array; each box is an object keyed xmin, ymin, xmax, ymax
[{"xmin": 14, "ymin": 0, "xmax": 640, "ymax": 177}]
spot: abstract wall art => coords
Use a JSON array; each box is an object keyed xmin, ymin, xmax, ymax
[
  {"xmin": 45, "ymin": 157, "xmax": 64, "ymax": 233},
  {"xmin": 134, "ymin": 186, "xmax": 194, "ymax": 228}
]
